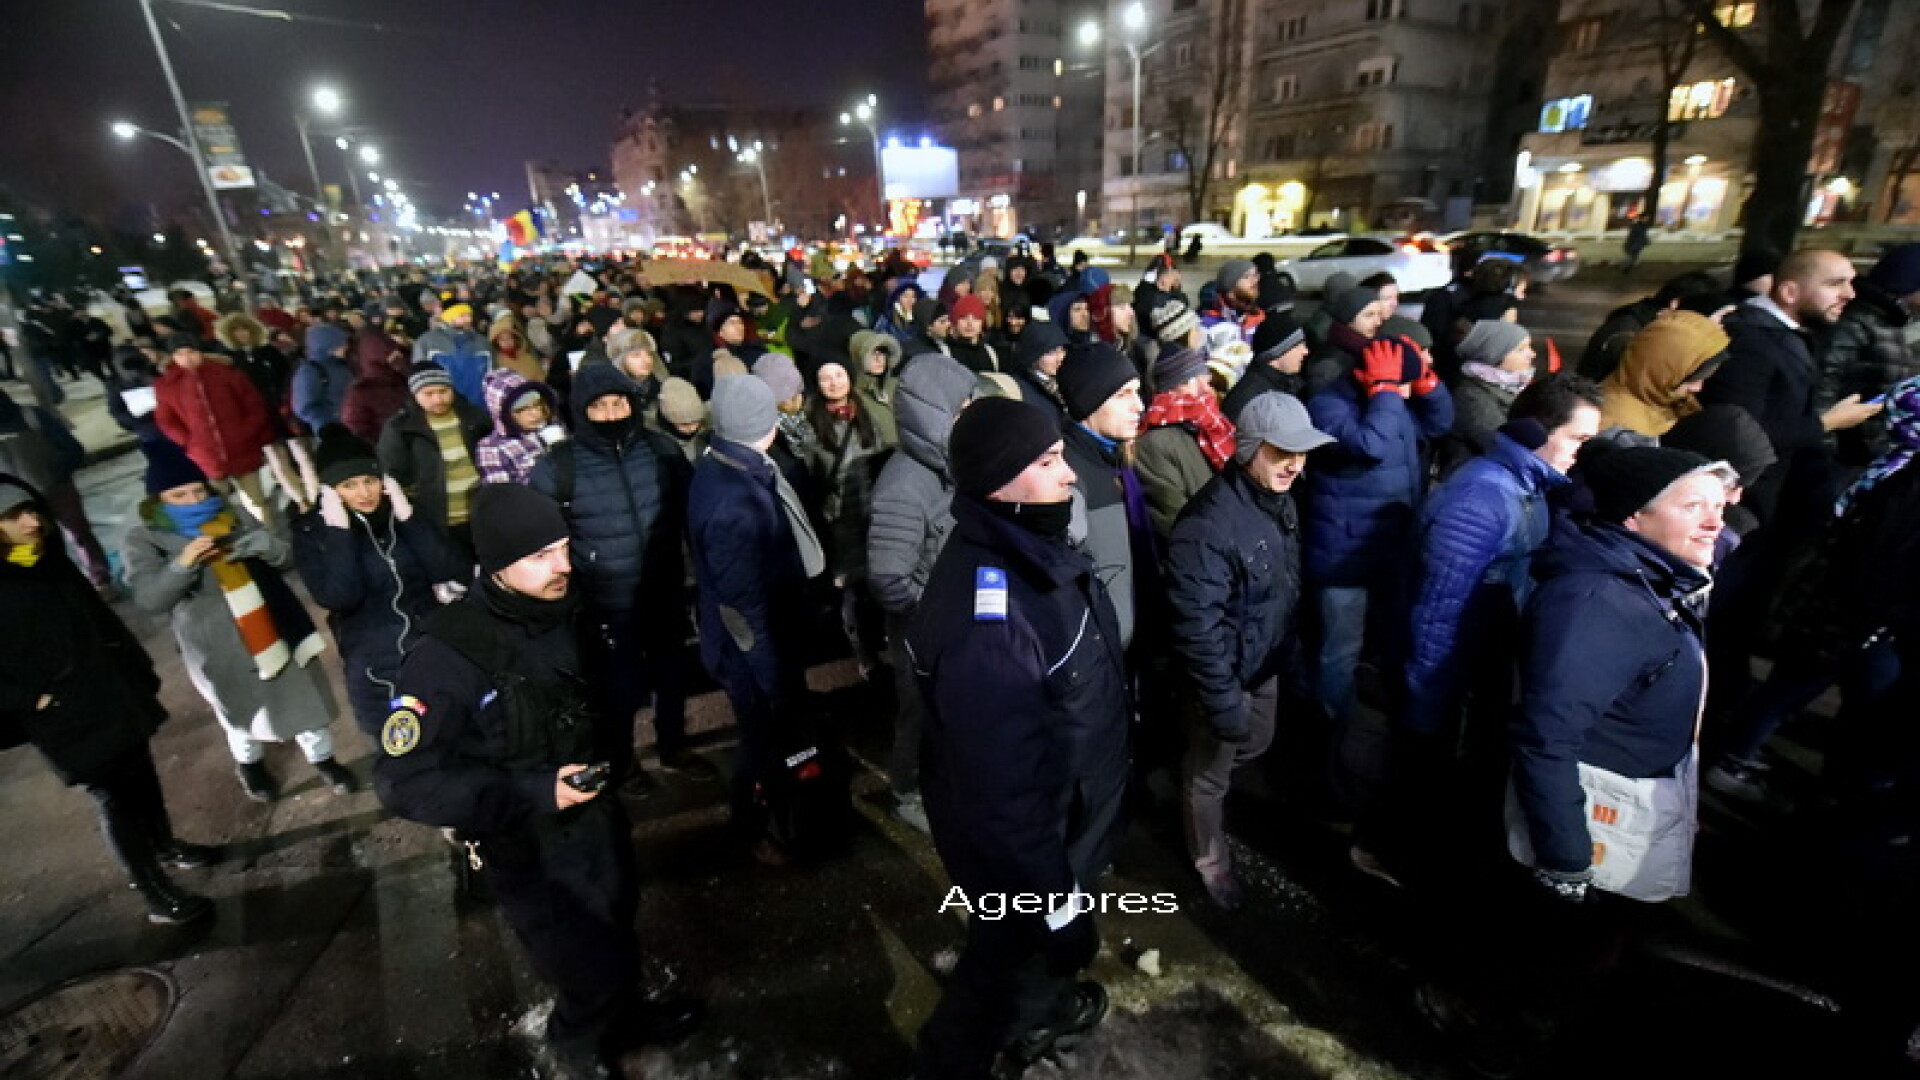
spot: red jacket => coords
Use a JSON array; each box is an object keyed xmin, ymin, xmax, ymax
[{"xmin": 154, "ymin": 360, "xmax": 275, "ymax": 479}]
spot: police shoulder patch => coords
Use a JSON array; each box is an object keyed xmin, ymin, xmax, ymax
[
  {"xmin": 974, "ymin": 566, "xmax": 1008, "ymax": 622},
  {"xmin": 382, "ymin": 708, "xmax": 422, "ymax": 757}
]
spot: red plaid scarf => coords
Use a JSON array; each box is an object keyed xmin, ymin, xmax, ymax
[{"xmin": 1143, "ymin": 391, "xmax": 1237, "ymax": 472}]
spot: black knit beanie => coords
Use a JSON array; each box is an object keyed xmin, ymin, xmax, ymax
[
  {"xmin": 1579, "ymin": 445, "xmax": 1713, "ymax": 524},
  {"xmin": 312, "ymin": 424, "xmax": 381, "ymax": 487},
  {"xmin": 1056, "ymin": 343, "xmax": 1137, "ymax": 421},
  {"xmin": 471, "ymin": 483, "xmax": 571, "ymax": 574},
  {"xmin": 950, "ymin": 397, "xmax": 1064, "ymax": 497}
]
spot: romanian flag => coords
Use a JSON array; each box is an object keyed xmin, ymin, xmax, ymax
[{"xmin": 506, "ymin": 210, "xmax": 539, "ymax": 247}]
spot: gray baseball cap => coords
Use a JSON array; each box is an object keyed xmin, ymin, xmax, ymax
[{"xmin": 1234, "ymin": 392, "xmax": 1334, "ymax": 462}]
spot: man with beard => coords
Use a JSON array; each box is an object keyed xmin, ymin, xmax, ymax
[
  {"xmin": 1199, "ymin": 259, "xmax": 1266, "ymax": 343},
  {"xmin": 374, "ymin": 484, "xmax": 701, "ymax": 1080}
]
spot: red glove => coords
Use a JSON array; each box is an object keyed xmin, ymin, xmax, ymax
[
  {"xmin": 1357, "ymin": 339, "xmax": 1405, "ymax": 395},
  {"xmin": 1545, "ymin": 337, "xmax": 1563, "ymax": 374},
  {"xmin": 1409, "ymin": 340, "xmax": 1441, "ymax": 396}
]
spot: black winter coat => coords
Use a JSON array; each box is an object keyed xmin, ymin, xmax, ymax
[
  {"xmin": 290, "ymin": 504, "xmax": 469, "ymax": 676},
  {"xmin": 908, "ymin": 496, "xmax": 1130, "ymax": 908},
  {"xmin": 1164, "ymin": 467, "xmax": 1303, "ymax": 738},
  {"xmin": 1701, "ymin": 303, "xmax": 1832, "ymax": 523},
  {"xmin": 0, "ymin": 488, "xmax": 166, "ymax": 785},
  {"xmin": 377, "ymin": 397, "xmax": 490, "ymax": 531}
]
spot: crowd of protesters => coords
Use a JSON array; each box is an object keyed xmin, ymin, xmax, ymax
[{"xmin": 4, "ymin": 234, "xmax": 1920, "ymax": 1079}]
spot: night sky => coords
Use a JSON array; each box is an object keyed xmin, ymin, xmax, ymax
[{"xmin": 0, "ymin": 0, "xmax": 927, "ymax": 221}]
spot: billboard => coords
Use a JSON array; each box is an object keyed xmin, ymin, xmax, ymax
[
  {"xmin": 191, "ymin": 102, "xmax": 255, "ymax": 190},
  {"xmin": 881, "ymin": 145, "xmax": 959, "ymax": 200}
]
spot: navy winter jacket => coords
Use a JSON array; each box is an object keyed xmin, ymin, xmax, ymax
[
  {"xmin": 290, "ymin": 505, "xmax": 469, "ymax": 709},
  {"xmin": 1301, "ymin": 378, "xmax": 1454, "ymax": 585},
  {"xmin": 528, "ymin": 363, "xmax": 688, "ymax": 617},
  {"xmin": 1164, "ymin": 466, "xmax": 1303, "ymax": 739},
  {"xmin": 907, "ymin": 495, "xmax": 1130, "ymax": 905},
  {"xmin": 687, "ymin": 438, "xmax": 811, "ymax": 700},
  {"xmin": 1510, "ymin": 514, "xmax": 1710, "ymax": 873},
  {"xmin": 1403, "ymin": 433, "xmax": 1567, "ymax": 736}
]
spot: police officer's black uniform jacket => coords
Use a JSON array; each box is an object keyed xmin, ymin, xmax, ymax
[
  {"xmin": 373, "ymin": 579, "xmax": 599, "ymax": 836},
  {"xmin": 907, "ymin": 494, "xmax": 1131, "ymax": 911}
]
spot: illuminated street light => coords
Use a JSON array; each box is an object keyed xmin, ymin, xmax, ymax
[
  {"xmin": 841, "ymin": 96, "xmax": 886, "ymax": 229},
  {"xmin": 334, "ymin": 136, "xmax": 349, "ymax": 150},
  {"xmin": 359, "ymin": 146, "xmax": 380, "ymax": 165}
]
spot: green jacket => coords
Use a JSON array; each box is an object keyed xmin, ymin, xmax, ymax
[{"xmin": 1134, "ymin": 422, "xmax": 1217, "ymax": 542}]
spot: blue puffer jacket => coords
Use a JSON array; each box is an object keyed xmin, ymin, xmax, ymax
[
  {"xmin": 1164, "ymin": 466, "xmax": 1303, "ymax": 739},
  {"xmin": 1301, "ymin": 378, "xmax": 1454, "ymax": 585},
  {"xmin": 1402, "ymin": 433, "xmax": 1567, "ymax": 736},
  {"xmin": 1511, "ymin": 514, "xmax": 1709, "ymax": 873},
  {"xmin": 527, "ymin": 363, "xmax": 687, "ymax": 616}
]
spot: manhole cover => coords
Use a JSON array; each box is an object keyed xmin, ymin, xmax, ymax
[{"xmin": 0, "ymin": 969, "xmax": 174, "ymax": 1080}]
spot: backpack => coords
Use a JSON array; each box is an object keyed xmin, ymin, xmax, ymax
[
  {"xmin": 755, "ymin": 702, "xmax": 852, "ymax": 861},
  {"xmin": 0, "ymin": 409, "xmax": 61, "ymax": 493}
]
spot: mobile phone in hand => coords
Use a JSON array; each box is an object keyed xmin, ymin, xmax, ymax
[{"xmin": 563, "ymin": 762, "xmax": 612, "ymax": 794}]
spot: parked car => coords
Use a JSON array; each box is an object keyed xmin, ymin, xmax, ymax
[
  {"xmin": 1442, "ymin": 230, "xmax": 1582, "ymax": 285},
  {"xmin": 1179, "ymin": 223, "xmax": 1238, "ymax": 246},
  {"xmin": 1273, "ymin": 235, "xmax": 1453, "ymax": 295}
]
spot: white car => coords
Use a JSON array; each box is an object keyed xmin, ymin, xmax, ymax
[
  {"xmin": 1274, "ymin": 236, "xmax": 1452, "ymax": 295},
  {"xmin": 1179, "ymin": 223, "xmax": 1238, "ymax": 245}
]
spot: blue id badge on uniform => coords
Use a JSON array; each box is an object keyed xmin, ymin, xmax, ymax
[{"xmin": 974, "ymin": 567, "xmax": 1008, "ymax": 622}]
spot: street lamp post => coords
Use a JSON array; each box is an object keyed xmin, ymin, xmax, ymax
[
  {"xmin": 294, "ymin": 87, "xmax": 342, "ymax": 210},
  {"xmin": 840, "ymin": 95, "xmax": 885, "ymax": 235},
  {"xmin": 1083, "ymin": 3, "xmax": 1156, "ymax": 266},
  {"xmin": 134, "ymin": 0, "xmax": 249, "ymax": 302},
  {"xmin": 738, "ymin": 143, "xmax": 774, "ymax": 232}
]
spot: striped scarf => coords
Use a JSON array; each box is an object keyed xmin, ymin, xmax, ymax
[{"xmin": 197, "ymin": 513, "xmax": 325, "ymax": 680}]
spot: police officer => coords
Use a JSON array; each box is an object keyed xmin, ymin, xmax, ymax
[
  {"xmin": 908, "ymin": 396, "xmax": 1129, "ymax": 1079},
  {"xmin": 372, "ymin": 483, "xmax": 699, "ymax": 1080}
]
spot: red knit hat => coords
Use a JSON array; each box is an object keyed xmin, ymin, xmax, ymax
[{"xmin": 950, "ymin": 294, "xmax": 988, "ymax": 324}]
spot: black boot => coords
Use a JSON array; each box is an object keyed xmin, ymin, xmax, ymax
[
  {"xmin": 132, "ymin": 870, "xmax": 214, "ymax": 926},
  {"xmin": 236, "ymin": 761, "xmax": 278, "ymax": 802},
  {"xmin": 622, "ymin": 994, "xmax": 703, "ymax": 1047},
  {"xmin": 1003, "ymin": 981, "xmax": 1108, "ymax": 1068},
  {"xmin": 156, "ymin": 839, "xmax": 221, "ymax": 869},
  {"xmin": 311, "ymin": 756, "xmax": 358, "ymax": 795}
]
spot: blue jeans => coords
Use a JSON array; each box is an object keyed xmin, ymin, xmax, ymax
[{"xmin": 1317, "ymin": 586, "xmax": 1370, "ymax": 726}]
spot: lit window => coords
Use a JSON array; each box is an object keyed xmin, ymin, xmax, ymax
[
  {"xmin": 993, "ymin": 97, "xmax": 1006, "ymax": 111},
  {"xmin": 1356, "ymin": 56, "xmax": 1398, "ymax": 88},
  {"xmin": 1669, "ymin": 78, "xmax": 1736, "ymax": 121},
  {"xmin": 1054, "ymin": 58, "xmax": 1063, "ymax": 77},
  {"xmin": 1714, "ymin": 2, "xmax": 1755, "ymax": 27},
  {"xmin": 968, "ymin": 103, "xmax": 983, "ymax": 117},
  {"xmin": 1053, "ymin": 95, "xmax": 1062, "ymax": 108}
]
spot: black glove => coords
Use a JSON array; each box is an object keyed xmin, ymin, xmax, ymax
[
  {"xmin": 1041, "ymin": 910, "xmax": 1099, "ymax": 977},
  {"xmin": 1530, "ymin": 866, "xmax": 1593, "ymax": 905}
]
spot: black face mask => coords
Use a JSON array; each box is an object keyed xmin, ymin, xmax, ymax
[
  {"xmin": 589, "ymin": 414, "xmax": 637, "ymax": 446},
  {"xmin": 986, "ymin": 497, "xmax": 1073, "ymax": 540}
]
